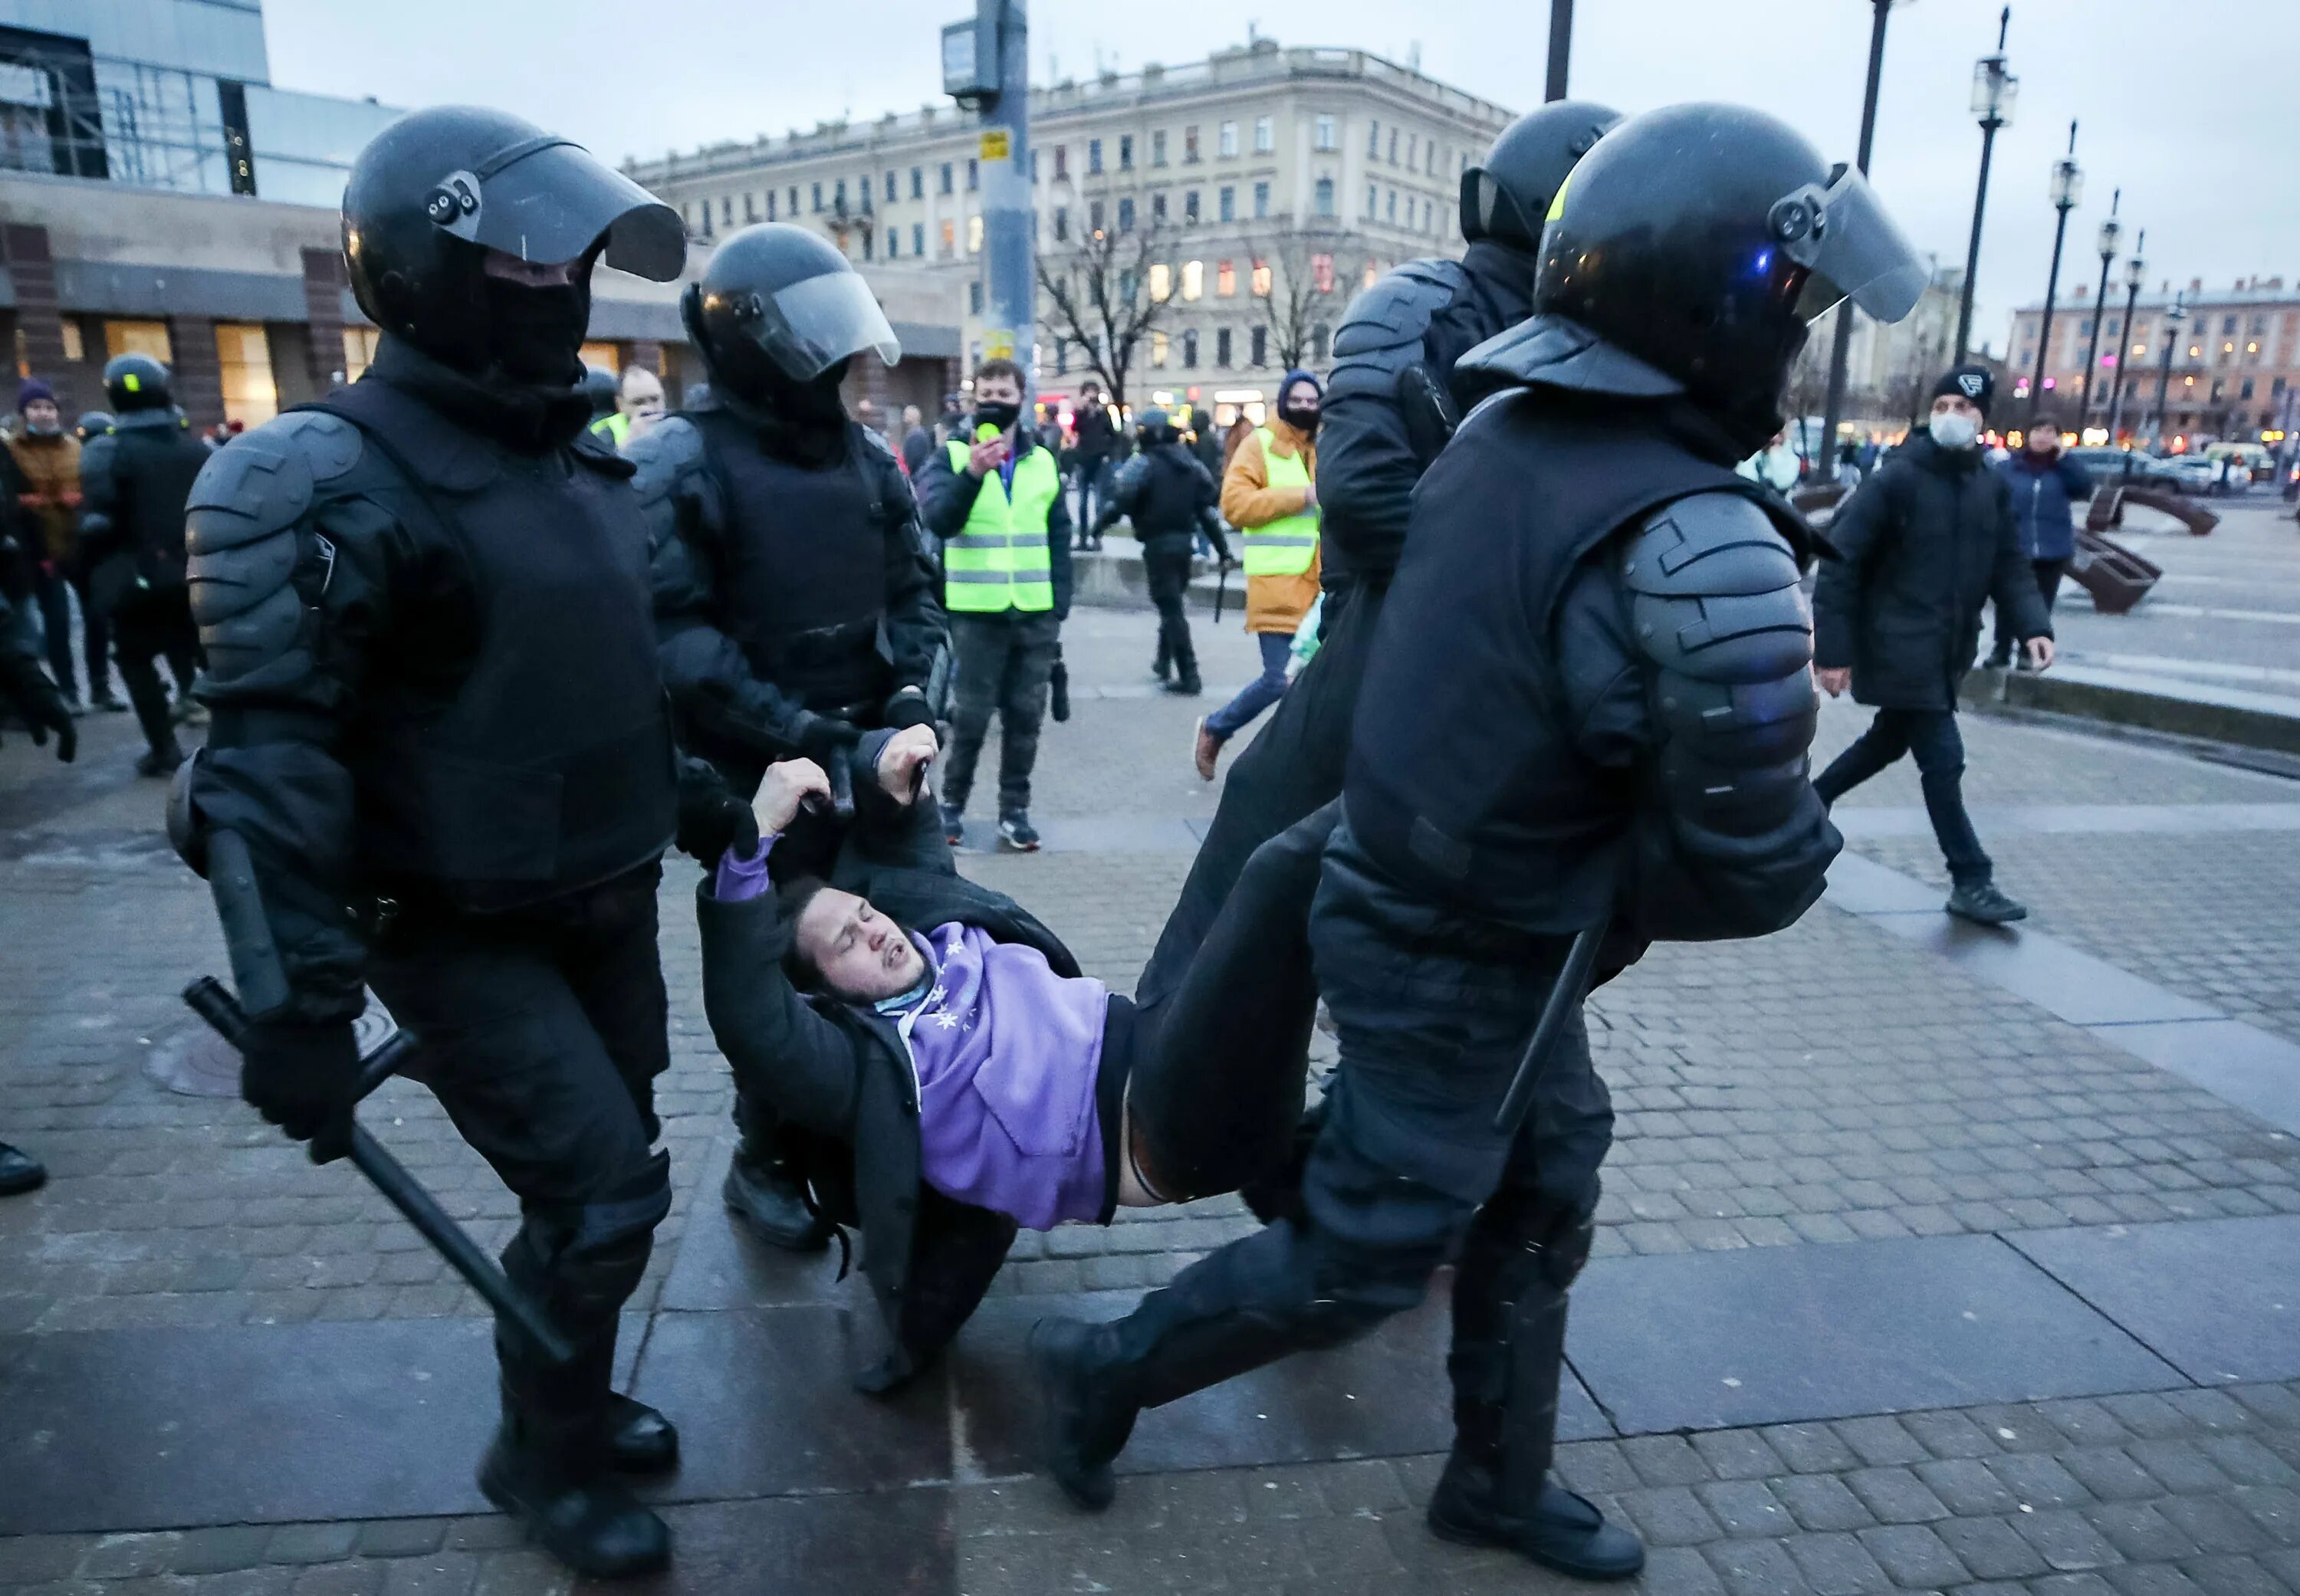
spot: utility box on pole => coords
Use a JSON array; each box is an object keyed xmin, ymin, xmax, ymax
[{"xmin": 947, "ymin": 0, "xmax": 1032, "ymax": 392}]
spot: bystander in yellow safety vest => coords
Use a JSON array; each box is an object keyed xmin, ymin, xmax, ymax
[
  {"xmin": 1239, "ymin": 426, "xmax": 1319, "ymax": 576},
  {"xmin": 943, "ymin": 428, "xmax": 1060, "ymax": 612}
]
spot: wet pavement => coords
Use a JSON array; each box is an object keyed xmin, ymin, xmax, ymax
[{"xmin": 3, "ymin": 601, "xmax": 2300, "ymax": 1594}]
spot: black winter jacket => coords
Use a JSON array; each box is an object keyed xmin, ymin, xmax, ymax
[
  {"xmin": 1096, "ymin": 441, "xmax": 1229, "ymax": 556},
  {"xmin": 698, "ymin": 846, "xmax": 1080, "ymax": 1393},
  {"xmin": 1814, "ymin": 433, "xmax": 2052, "ymax": 711}
]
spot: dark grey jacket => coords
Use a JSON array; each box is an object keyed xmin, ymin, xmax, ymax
[
  {"xmin": 697, "ymin": 851, "xmax": 1079, "ymax": 1392},
  {"xmin": 1815, "ymin": 433, "xmax": 2052, "ymax": 711}
]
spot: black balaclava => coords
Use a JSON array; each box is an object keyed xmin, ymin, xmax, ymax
[
  {"xmin": 479, "ymin": 276, "xmax": 590, "ymax": 386},
  {"xmin": 748, "ymin": 356, "xmax": 853, "ymax": 467}
]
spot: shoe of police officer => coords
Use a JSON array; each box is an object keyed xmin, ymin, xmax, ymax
[
  {"xmin": 0, "ymin": 1142, "xmax": 46, "ymax": 1197},
  {"xmin": 1165, "ymin": 672, "xmax": 1202, "ymax": 697},
  {"xmin": 722, "ymin": 1157, "xmax": 831, "ymax": 1253},
  {"xmin": 604, "ymin": 1392, "xmax": 678, "ymax": 1473},
  {"xmin": 999, "ymin": 812, "xmax": 1041, "ymax": 852},
  {"xmin": 478, "ymin": 1420, "xmax": 671, "ymax": 1578},
  {"xmin": 1946, "ymin": 879, "xmax": 2026, "ymax": 925},
  {"xmin": 1428, "ymin": 1470, "xmax": 1646, "ymax": 1581},
  {"xmin": 941, "ymin": 800, "xmax": 967, "ymax": 847}
]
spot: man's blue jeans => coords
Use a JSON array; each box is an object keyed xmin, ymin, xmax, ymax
[
  {"xmin": 1205, "ymin": 632, "xmax": 1293, "ymax": 742},
  {"xmin": 1814, "ymin": 706, "xmax": 1992, "ymax": 886}
]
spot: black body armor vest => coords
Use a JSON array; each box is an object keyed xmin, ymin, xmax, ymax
[
  {"xmin": 693, "ymin": 411, "xmax": 893, "ymax": 715},
  {"xmin": 316, "ymin": 379, "xmax": 676, "ymax": 913}
]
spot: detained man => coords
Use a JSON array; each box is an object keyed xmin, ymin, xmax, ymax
[{"xmin": 695, "ymin": 747, "xmax": 1334, "ymax": 1390}]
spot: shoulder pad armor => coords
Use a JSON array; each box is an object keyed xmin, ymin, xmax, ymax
[
  {"xmin": 1622, "ymin": 491, "xmax": 1809, "ymax": 687},
  {"xmin": 1330, "ymin": 257, "xmax": 1469, "ymax": 364},
  {"xmin": 183, "ymin": 415, "xmax": 360, "ymax": 680},
  {"xmin": 625, "ymin": 415, "xmax": 708, "ymax": 507}
]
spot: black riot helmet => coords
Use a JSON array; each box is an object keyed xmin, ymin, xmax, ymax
[
  {"xmin": 1135, "ymin": 406, "xmax": 1173, "ymax": 446},
  {"xmin": 680, "ymin": 224, "xmax": 900, "ymax": 408},
  {"xmin": 103, "ymin": 353, "xmax": 172, "ymax": 413},
  {"xmin": 581, "ymin": 364, "xmax": 619, "ymax": 418},
  {"xmin": 1535, "ymin": 103, "xmax": 1926, "ymax": 435},
  {"xmin": 343, "ymin": 105, "xmax": 684, "ymax": 372},
  {"xmin": 1460, "ymin": 100, "xmax": 1621, "ymax": 251},
  {"xmin": 77, "ymin": 411, "xmax": 115, "ymax": 440}
]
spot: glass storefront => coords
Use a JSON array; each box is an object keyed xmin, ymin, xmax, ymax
[
  {"xmin": 215, "ymin": 322, "xmax": 276, "ymax": 426},
  {"xmin": 580, "ymin": 340, "xmax": 623, "ymax": 376},
  {"xmin": 104, "ymin": 318, "xmax": 172, "ymax": 364}
]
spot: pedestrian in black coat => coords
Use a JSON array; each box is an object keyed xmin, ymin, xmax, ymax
[{"xmin": 1813, "ymin": 364, "xmax": 2055, "ymax": 924}]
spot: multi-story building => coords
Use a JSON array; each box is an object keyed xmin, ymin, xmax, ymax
[
  {"xmin": 628, "ymin": 36, "xmax": 1513, "ymax": 426},
  {"xmin": 2008, "ymin": 276, "xmax": 2300, "ymax": 447}
]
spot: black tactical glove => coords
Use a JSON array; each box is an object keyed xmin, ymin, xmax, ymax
[
  {"xmin": 882, "ymin": 687, "xmax": 936, "ymax": 733},
  {"xmin": 239, "ymin": 1019, "xmax": 363, "ymax": 1164},
  {"xmin": 0, "ymin": 662, "xmax": 76, "ymax": 763},
  {"xmin": 675, "ymin": 757, "xmax": 761, "ymax": 862},
  {"xmin": 796, "ymin": 713, "xmax": 863, "ymax": 763}
]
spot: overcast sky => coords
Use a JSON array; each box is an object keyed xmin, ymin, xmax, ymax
[{"xmin": 265, "ymin": 0, "xmax": 2300, "ymax": 354}]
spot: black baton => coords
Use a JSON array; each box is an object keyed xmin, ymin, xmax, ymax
[
  {"xmin": 183, "ymin": 977, "xmax": 576, "ymax": 1364},
  {"xmin": 1491, "ymin": 919, "xmax": 1608, "ymax": 1138}
]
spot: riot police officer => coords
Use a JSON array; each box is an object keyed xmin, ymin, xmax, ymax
[
  {"xmin": 77, "ymin": 354, "xmax": 211, "ymax": 775},
  {"xmin": 630, "ymin": 223, "xmax": 948, "ymax": 1253},
  {"xmin": 1135, "ymin": 100, "xmax": 1618, "ymax": 1007},
  {"xmin": 1032, "ymin": 104, "xmax": 1927, "ymax": 1581},
  {"xmin": 175, "ymin": 105, "xmax": 692, "ymax": 1578}
]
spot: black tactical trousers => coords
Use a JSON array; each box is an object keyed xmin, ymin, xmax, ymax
[
  {"xmin": 1135, "ymin": 580, "xmax": 1384, "ymax": 1007},
  {"xmin": 1078, "ymin": 898, "xmax": 1612, "ymax": 1493},
  {"xmin": 1141, "ymin": 536, "xmax": 1198, "ymax": 681},
  {"xmin": 369, "ymin": 864, "xmax": 673, "ymax": 1454},
  {"xmin": 110, "ymin": 583, "xmax": 198, "ymax": 756},
  {"xmin": 944, "ymin": 609, "xmax": 1060, "ymax": 816}
]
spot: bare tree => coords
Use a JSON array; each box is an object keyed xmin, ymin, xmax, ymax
[
  {"xmin": 1036, "ymin": 194, "xmax": 1177, "ymax": 413},
  {"xmin": 1240, "ymin": 222, "xmax": 1347, "ymax": 372}
]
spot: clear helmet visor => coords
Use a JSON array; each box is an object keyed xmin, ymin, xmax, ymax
[
  {"xmin": 1771, "ymin": 164, "xmax": 1927, "ymax": 324},
  {"xmin": 429, "ymin": 136, "xmax": 685, "ymax": 281},
  {"xmin": 715, "ymin": 269, "xmax": 902, "ymax": 382}
]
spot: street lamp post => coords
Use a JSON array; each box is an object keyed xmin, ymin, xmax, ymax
[
  {"xmin": 2151, "ymin": 294, "xmax": 2187, "ymax": 455},
  {"xmin": 2076, "ymin": 192, "xmax": 2121, "ymax": 439},
  {"xmin": 1546, "ymin": 0, "xmax": 1574, "ymax": 101},
  {"xmin": 2026, "ymin": 121, "xmax": 2082, "ymax": 435},
  {"xmin": 2104, "ymin": 233, "xmax": 2144, "ymax": 448},
  {"xmin": 1955, "ymin": 7, "xmax": 2015, "ymax": 359},
  {"xmin": 1818, "ymin": 0, "xmax": 1898, "ymax": 480}
]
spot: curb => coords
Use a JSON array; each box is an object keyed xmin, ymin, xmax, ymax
[{"xmin": 1963, "ymin": 665, "xmax": 2300, "ymax": 760}]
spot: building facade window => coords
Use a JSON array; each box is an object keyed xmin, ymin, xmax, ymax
[
  {"xmin": 1184, "ymin": 125, "xmax": 1201, "ymax": 163},
  {"xmin": 939, "ymin": 219, "xmax": 955, "ymax": 257},
  {"xmin": 1152, "ymin": 192, "xmax": 1168, "ymax": 223},
  {"xmin": 1089, "ymin": 199, "xmax": 1105, "ymax": 234},
  {"xmin": 968, "ymin": 214, "xmax": 984, "ymax": 252},
  {"xmin": 1183, "ymin": 328, "xmax": 1200, "ymax": 366},
  {"xmin": 1053, "ymin": 145, "xmax": 1068, "ymax": 179},
  {"xmin": 1388, "ymin": 127, "xmax": 1398, "ymax": 164},
  {"xmin": 1251, "ymin": 326, "xmax": 1267, "ymax": 366},
  {"xmin": 1253, "ymin": 181, "xmax": 1270, "ymax": 218},
  {"xmin": 912, "ymin": 223, "xmax": 926, "ymax": 255},
  {"xmin": 105, "ymin": 320, "xmax": 171, "ymax": 363},
  {"xmin": 1218, "ymin": 186, "xmax": 1234, "ymax": 222},
  {"xmin": 886, "ymin": 228, "xmax": 899, "ymax": 258},
  {"xmin": 1119, "ymin": 134, "xmax": 1133, "ymax": 170},
  {"xmin": 1218, "ymin": 120, "xmax": 1238, "ymax": 158},
  {"xmin": 967, "ymin": 158, "xmax": 978, "ymax": 190},
  {"xmin": 342, "ymin": 327, "xmax": 379, "ymax": 384},
  {"xmin": 910, "ymin": 168, "xmax": 922, "ymax": 199},
  {"xmin": 811, "ymin": 182, "xmax": 823, "ymax": 212},
  {"xmin": 1053, "ymin": 205, "xmax": 1069, "ymax": 241},
  {"xmin": 1313, "ymin": 177, "xmax": 1335, "ymax": 218},
  {"xmin": 1118, "ymin": 197, "xmax": 1135, "ymax": 232},
  {"xmin": 1216, "ymin": 327, "xmax": 1233, "ymax": 366},
  {"xmin": 1152, "ymin": 330, "xmax": 1169, "ymax": 368},
  {"xmin": 1185, "ymin": 189, "xmax": 1201, "ymax": 224},
  {"xmin": 744, "ymin": 192, "xmax": 757, "ymax": 222},
  {"xmin": 1181, "ymin": 260, "xmax": 1204, "ymax": 300},
  {"xmin": 1315, "ymin": 114, "xmax": 1337, "ymax": 152},
  {"xmin": 1367, "ymin": 119, "xmax": 1380, "ymax": 157},
  {"xmin": 1311, "ymin": 323, "xmax": 1331, "ymax": 362},
  {"xmin": 940, "ymin": 162, "xmax": 954, "ymax": 194},
  {"xmin": 886, "ymin": 171, "xmax": 898, "ymax": 202},
  {"xmin": 1250, "ymin": 259, "xmax": 1271, "ymax": 296},
  {"xmin": 215, "ymin": 323, "xmax": 277, "ymax": 427},
  {"xmin": 1254, "ymin": 116, "xmax": 1273, "ymax": 153},
  {"xmin": 1386, "ymin": 189, "xmax": 1396, "ymax": 222},
  {"xmin": 1152, "ymin": 130, "xmax": 1167, "ymax": 166},
  {"xmin": 1216, "ymin": 259, "xmax": 1235, "ymax": 297},
  {"xmin": 1089, "ymin": 138, "xmax": 1103, "ymax": 175},
  {"xmin": 1365, "ymin": 182, "xmax": 1378, "ymax": 219},
  {"xmin": 1149, "ymin": 263, "xmax": 1171, "ymax": 301},
  {"xmin": 970, "ymin": 281, "xmax": 984, "ymax": 314},
  {"xmin": 834, "ymin": 179, "xmax": 846, "ymax": 209},
  {"xmin": 767, "ymin": 190, "xmax": 778, "ymax": 220},
  {"xmin": 1311, "ymin": 253, "xmax": 1334, "ymax": 293}
]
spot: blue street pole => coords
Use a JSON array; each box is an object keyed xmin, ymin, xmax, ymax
[{"xmin": 979, "ymin": 0, "xmax": 1033, "ymax": 394}]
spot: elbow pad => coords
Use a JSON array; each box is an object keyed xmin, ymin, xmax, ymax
[{"xmin": 1622, "ymin": 492, "xmax": 1819, "ymax": 837}]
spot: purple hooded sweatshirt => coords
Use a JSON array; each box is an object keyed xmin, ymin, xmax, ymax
[{"xmin": 718, "ymin": 838, "xmax": 1112, "ymax": 1230}]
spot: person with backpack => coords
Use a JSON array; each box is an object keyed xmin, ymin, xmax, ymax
[{"xmin": 1093, "ymin": 409, "xmax": 1230, "ymax": 694}]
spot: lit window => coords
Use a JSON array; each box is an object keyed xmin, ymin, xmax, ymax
[
  {"xmin": 214, "ymin": 324, "xmax": 278, "ymax": 428},
  {"xmin": 2131, "ymin": 343, "xmax": 2147, "ymax": 357},
  {"xmin": 1181, "ymin": 260, "xmax": 1204, "ymax": 300},
  {"xmin": 1363, "ymin": 260, "xmax": 1379, "ymax": 289},
  {"xmin": 1217, "ymin": 260, "xmax": 1236, "ymax": 297},
  {"xmin": 1251, "ymin": 259, "xmax": 1272, "ymax": 297},
  {"xmin": 341, "ymin": 327, "xmax": 378, "ymax": 383},
  {"xmin": 59, "ymin": 320, "xmax": 84, "ymax": 363},
  {"xmin": 940, "ymin": 219, "xmax": 956, "ymax": 257},
  {"xmin": 1152, "ymin": 331, "xmax": 1169, "ymax": 368},
  {"xmin": 1254, "ymin": 116, "xmax": 1273, "ymax": 154},
  {"xmin": 1218, "ymin": 120, "xmax": 1238, "ymax": 158},
  {"xmin": 1149, "ymin": 264, "xmax": 1171, "ymax": 302},
  {"xmin": 1311, "ymin": 254, "xmax": 1334, "ymax": 294},
  {"xmin": 104, "ymin": 320, "xmax": 172, "ymax": 364},
  {"xmin": 968, "ymin": 214, "xmax": 984, "ymax": 253}
]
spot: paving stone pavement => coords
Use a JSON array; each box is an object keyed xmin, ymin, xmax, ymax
[{"xmin": 5, "ymin": 605, "xmax": 2300, "ymax": 1592}]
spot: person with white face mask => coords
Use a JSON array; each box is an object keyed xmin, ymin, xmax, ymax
[{"xmin": 1811, "ymin": 363, "xmax": 2055, "ymax": 924}]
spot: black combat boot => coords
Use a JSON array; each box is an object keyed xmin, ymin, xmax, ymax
[
  {"xmin": 0, "ymin": 1141, "xmax": 45, "ymax": 1197},
  {"xmin": 604, "ymin": 1391, "xmax": 678, "ymax": 1473},
  {"xmin": 724, "ymin": 1104, "xmax": 831, "ymax": 1252},
  {"xmin": 1030, "ymin": 1223, "xmax": 1326, "ymax": 1511},
  {"xmin": 1426, "ymin": 1228, "xmax": 1643, "ymax": 1581},
  {"xmin": 482, "ymin": 1334, "xmax": 670, "ymax": 1578},
  {"xmin": 1166, "ymin": 632, "xmax": 1202, "ymax": 696}
]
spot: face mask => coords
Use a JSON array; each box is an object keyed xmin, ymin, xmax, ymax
[
  {"xmin": 23, "ymin": 415, "xmax": 61, "ymax": 437},
  {"xmin": 1929, "ymin": 411, "xmax": 1980, "ymax": 451},
  {"xmin": 481, "ymin": 278, "xmax": 588, "ymax": 386},
  {"xmin": 1278, "ymin": 402, "xmax": 1320, "ymax": 436},
  {"xmin": 976, "ymin": 400, "xmax": 1021, "ymax": 433}
]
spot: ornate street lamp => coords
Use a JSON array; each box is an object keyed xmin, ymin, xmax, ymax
[
  {"xmin": 1954, "ymin": 7, "xmax": 2016, "ymax": 359},
  {"xmin": 1818, "ymin": 0, "xmax": 1902, "ymax": 481},
  {"xmin": 2026, "ymin": 122, "xmax": 2082, "ymax": 432},
  {"xmin": 2152, "ymin": 294, "xmax": 2187, "ymax": 455},
  {"xmin": 2076, "ymin": 192, "xmax": 2121, "ymax": 437},
  {"xmin": 2104, "ymin": 233, "xmax": 2144, "ymax": 448}
]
